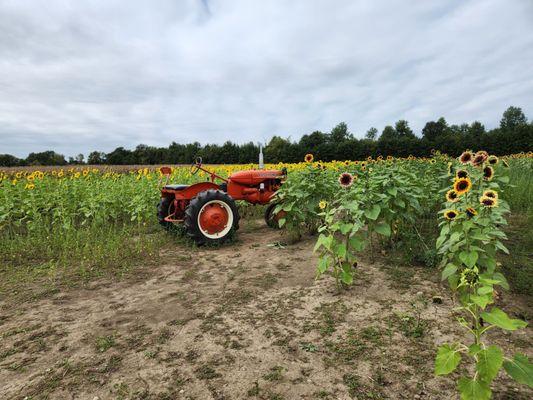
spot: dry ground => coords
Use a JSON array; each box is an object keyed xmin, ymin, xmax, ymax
[{"xmin": 0, "ymin": 220, "xmax": 531, "ymax": 400}]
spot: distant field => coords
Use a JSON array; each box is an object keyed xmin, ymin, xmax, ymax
[{"xmin": 0, "ymin": 164, "xmax": 188, "ymax": 173}]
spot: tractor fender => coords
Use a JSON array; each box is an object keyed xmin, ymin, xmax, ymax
[{"xmin": 174, "ymin": 182, "xmax": 223, "ymax": 201}]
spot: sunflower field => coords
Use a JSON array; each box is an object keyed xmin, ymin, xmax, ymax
[{"xmin": 1, "ymin": 151, "xmax": 532, "ymax": 398}]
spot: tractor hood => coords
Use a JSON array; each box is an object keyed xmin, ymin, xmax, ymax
[{"xmin": 229, "ymin": 170, "xmax": 284, "ymax": 185}]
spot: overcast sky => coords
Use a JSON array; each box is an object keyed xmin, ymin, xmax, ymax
[{"xmin": 1, "ymin": 0, "xmax": 532, "ymax": 158}]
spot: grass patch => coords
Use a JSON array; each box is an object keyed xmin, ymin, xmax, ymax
[
  {"xmin": 0, "ymin": 222, "xmax": 170, "ymax": 302},
  {"xmin": 500, "ymin": 213, "xmax": 533, "ymax": 296}
]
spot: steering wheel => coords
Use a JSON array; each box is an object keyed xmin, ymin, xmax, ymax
[{"xmin": 190, "ymin": 156, "xmax": 203, "ymax": 175}]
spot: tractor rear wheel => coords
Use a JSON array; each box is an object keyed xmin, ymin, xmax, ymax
[
  {"xmin": 184, "ymin": 190, "xmax": 240, "ymax": 245},
  {"xmin": 264, "ymin": 203, "xmax": 285, "ymax": 229},
  {"xmin": 157, "ymin": 197, "xmax": 174, "ymax": 230}
]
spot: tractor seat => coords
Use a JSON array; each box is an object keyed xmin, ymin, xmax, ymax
[{"xmin": 164, "ymin": 184, "xmax": 189, "ymax": 190}]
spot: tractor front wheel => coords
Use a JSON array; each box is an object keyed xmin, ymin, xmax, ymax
[{"xmin": 184, "ymin": 190, "xmax": 240, "ymax": 245}]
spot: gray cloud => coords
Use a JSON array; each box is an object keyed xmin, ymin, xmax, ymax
[{"xmin": 1, "ymin": 0, "xmax": 532, "ymax": 158}]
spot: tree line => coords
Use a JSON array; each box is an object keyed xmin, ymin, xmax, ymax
[{"xmin": 1, "ymin": 106, "xmax": 532, "ymax": 167}]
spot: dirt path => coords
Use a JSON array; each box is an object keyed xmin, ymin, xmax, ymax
[{"xmin": 1, "ymin": 221, "xmax": 531, "ymax": 400}]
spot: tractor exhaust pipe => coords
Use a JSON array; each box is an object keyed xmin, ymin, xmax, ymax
[{"xmin": 259, "ymin": 144, "xmax": 264, "ymax": 169}]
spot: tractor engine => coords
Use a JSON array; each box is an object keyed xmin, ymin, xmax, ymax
[{"xmin": 226, "ymin": 170, "xmax": 284, "ymax": 204}]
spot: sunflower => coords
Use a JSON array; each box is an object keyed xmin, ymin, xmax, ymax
[
  {"xmin": 25, "ymin": 183, "xmax": 35, "ymax": 190},
  {"xmin": 482, "ymin": 189, "xmax": 498, "ymax": 199},
  {"xmin": 487, "ymin": 155, "xmax": 499, "ymax": 165},
  {"xmin": 304, "ymin": 153, "xmax": 314, "ymax": 163},
  {"xmin": 446, "ymin": 189, "xmax": 459, "ymax": 203},
  {"xmin": 483, "ymin": 166, "xmax": 494, "ymax": 181},
  {"xmin": 453, "ymin": 177, "xmax": 472, "ymax": 196},
  {"xmin": 471, "ymin": 151, "xmax": 488, "ymax": 166},
  {"xmin": 459, "ymin": 151, "xmax": 473, "ymax": 164},
  {"xmin": 456, "ymin": 169, "xmax": 468, "ymax": 179},
  {"xmin": 444, "ymin": 209, "xmax": 459, "ymax": 221},
  {"xmin": 338, "ymin": 172, "xmax": 354, "ymax": 188},
  {"xmin": 465, "ymin": 207, "xmax": 477, "ymax": 218},
  {"xmin": 480, "ymin": 196, "xmax": 498, "ymax": 208},
  {"xmin": 319, "ymin": 200, "xmax": 328, "ymax": 210},
  {"xmin": 360, "ymin": 162, "xmax": 367, "ymax": 168}
]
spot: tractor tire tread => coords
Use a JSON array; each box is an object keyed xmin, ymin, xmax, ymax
[
  {"xmin": 184, "ymin": 189, "xmax": 240, "ymax": 245},
  {"xmin": 157, "ymin": 197, "xmax": 173, "ymax": 230}
]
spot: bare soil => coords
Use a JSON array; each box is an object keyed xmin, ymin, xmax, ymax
[{"xmin": 1, "ymin": 221, "xmax": 531, "ymax": 400}]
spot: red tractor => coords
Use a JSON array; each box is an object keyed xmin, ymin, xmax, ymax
[{"xmin": 157, "ymin": 157, "xmax": 286, "ymax": 245}]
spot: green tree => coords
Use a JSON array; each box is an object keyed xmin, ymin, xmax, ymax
[
  {"xmin": 500, "ymin": 106, "xmax": 527, "ymax": 130},
  {"xmin": 422, "ymin": 118, "xmax": 448, "ymax": 142},
  {"xmin": 26, "ymin": 151, "xmax": 66, "ymax": 166},
  {"xmin": 394, "ymin": 120, "xmax": 415, "ymax": 137},
  {"xmin": 88, "ymin": 151, "xmax": 106, "ymax": 164},
  {"xmin": 380, "ymin": 125, "xmax": 397, "ymax": 140},
  {"xmin": 0, "ymin": 154, "xmax": 21, "ymax": 167},
  {"xmin": 330, "ymin": 122, "xmax": 350, "ymax": 142},
  {"xmin": 468, "ymin": 121, "xmax": 486, "ymax": 137},
  {"xmin": 365, "ymin": 127, "xmax": 378, "ymax": 140}
]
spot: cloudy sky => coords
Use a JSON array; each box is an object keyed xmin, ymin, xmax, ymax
[{"xmin": 1, "ymin": 0, "xmax": 532, "ymax": 158}]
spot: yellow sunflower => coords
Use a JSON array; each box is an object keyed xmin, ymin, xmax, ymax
[
  {"xmin": 487, "ymin": 155, "xmax": 499, "ymax": 165},
  {"xmin": 444, "ymin": 209, "xmax": 459, "ymax": 221},
  {"xmin": 465, "ymin": 207, "xmax": 477, "ymax": 218},
  {"xmin": 482, "ymin": 189, "xmax": 498, "ymax": 199},
  {"xmin": 304, "ymin": 153, "xmax": 314, "ymax": 163},
  {"xmin": 455, "ymin": 169, "xmax": 468, "ymax": 179},
  {"xmin": 453, "ymin": 177, "xmax": 472, "ymax": 196},
  {"xmin": 458, "ymin": 151, "xmax": 473, "ymax": 164},
  {"xmin": 319, "ymin": 200, "xmax": 327, "ymax": 210},
  {"xmin": 446, "ymin": 189, "xmax": 459, "ymax": 203},
  {"xmin": 483, "ymin": 166, "xmax": 494, "ymax": 181},
  {"xmin": 480, "ymin": 196, "xmax": 498, "ymax": 208}
]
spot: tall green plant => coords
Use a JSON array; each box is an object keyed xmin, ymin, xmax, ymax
[
  {"xmin": 434, "ymin": 151, "xmax": 532, "ymax": 399},
  {"xmin": 273, "ymin": 160, "xmax": 336, "ymax": 239}
]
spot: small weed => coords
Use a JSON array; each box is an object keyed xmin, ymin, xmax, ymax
[
  {"xmin": 247, "ymin": 381, "xmax": 260, "ymax": 396},
  {"xmin": 313, "ymin": 390, "xmax": 334, "ymax": 399},
  {"xmin": 263, "ymin": 365, "xmax": 285, "ymax": 382},
  {"xmin": 396, "ymin": 314, "xmax": 427, "ymax": 338},
  {"xmin": 300, "ymin": 342, "xmax": 318, "ymax": 352},
  {"xmin": 95, "ymin": 334, "xmax": 116, "ymax": 352},
  {"xmin": 144, "ymin": 349, "xmax": 158, "ymax": 359},
  {"xmin": 103, "ymin": 354, "xmax": 122, "ymax": 373},
  {"xmin": 195, "ymin": 364, "xmax": 221, "ymax": 380},
  {"xmin": 343, "ymin": 373, "xmax": 361, "ymax": 397},
  {"xmin": 360, "ymin": 326, "xmax": 382, "ymax": 345},
  {"xmin": 156, "ymin": 327, "xmax": 173, "ymax": 344}
]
